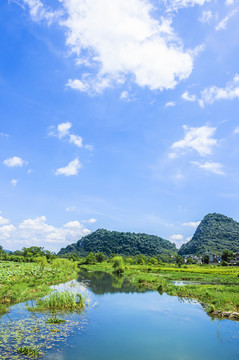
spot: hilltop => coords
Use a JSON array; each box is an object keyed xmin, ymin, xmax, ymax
[
  {"xmin": 179, "ymin": 213, "xmax": 239, "ymax": 255},
  {"xmin": 58, "ymin": 228, "xmax": 177, "ymax": 258}
]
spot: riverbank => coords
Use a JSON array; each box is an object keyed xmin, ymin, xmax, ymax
[
  {"xmin": 80, "ymin": 262, "xmax": 239, "ymax": 319},
  {"xmin": 0, "ymin": 260, "xmax": 79, "ymax": 315}
]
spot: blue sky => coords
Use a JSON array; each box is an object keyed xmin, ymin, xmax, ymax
[{"xmin": 0, "ymin": 0, "xmax": 239, "ymax": 252}]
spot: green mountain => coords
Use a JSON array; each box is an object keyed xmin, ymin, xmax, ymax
[
  {"xmin": 58, "ymin": 228, "xmax": 177, "ymax": 257},
  {"xmin": 179, "ymin": 213, "xmax": 239, "ymax": 255}
]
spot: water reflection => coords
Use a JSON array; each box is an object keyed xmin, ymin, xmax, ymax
[{"xmin": 77, "ymin": 269, "xmax": 148, "ymax": 295}]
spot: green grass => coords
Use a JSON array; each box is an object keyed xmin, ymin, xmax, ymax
[
  {"xmin": 46, "ymin": 316, "xmax": 66, "ymax": 324},
  {"xmin": 29, "ymin": 291, "xmax": 85, "ymax": 312},
  {"xmin": 0, "ymin": 260, "xmax": 79, "ymax": 315}
]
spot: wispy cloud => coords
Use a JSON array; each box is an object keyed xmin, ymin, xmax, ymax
[
  {"xmin": 170, "ymin": 125, "xmax": 218, "ymax": 157},
  {"xmin": 215, "ymin": 9, "xmax": 238, "ymax": 31},
  {"xmin": 55, "ymin": 158, "xmax": 82, "ymax": 176},
  {"xmin": 191, "ymin": 161, "xmax": 225, "ymax": 175},
  {"xmin": 3, "ymin": 156, "xmax": 27, "ymax": 167},
  {"xmin": 165, "ymin": 0, "xmax": 211, "ymax": 12},
  {"xmin": 165, "ymin": 101, "xmax": 176, "ymax": 107}
]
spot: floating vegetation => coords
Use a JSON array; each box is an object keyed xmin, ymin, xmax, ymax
[
  {"xmin": 17, "ymin": 346, "xmax": 42, "ymax": 358},
  {"xmin": 46, "ymin": 316, "xmax": 66, "ymax": 324},
  {"xmin": 0, "ymin": 308, "xmax": 88, "ymax": 359},
  {"xmin": 28, "ymin": 291, "xmax": 85, "ymax": 312}
]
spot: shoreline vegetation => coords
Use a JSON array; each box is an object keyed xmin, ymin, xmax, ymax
[
  {"xmin": 0, "ymin": 253, "xmax": 239, "ymax": 321},
  {"xmin": 79, "ymin": 258, "xmax": 239, "ymax": 320}
]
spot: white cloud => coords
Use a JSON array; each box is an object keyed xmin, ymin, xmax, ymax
[
  {"xmin": 186, "ymin": 236, "xmax": 192, "ymax": 241},
  {"xmin": 181, "ymin": 90, "xmax": 197, "ymax": 102},
  {"xmin": 191, "ymin": 161, "xmax": 225, "ymax": 175},
  {"xmin": 120, "ymin": 91, "xmax": 129, "ymax": 100},
  {"xmin": 20, "ymin": 0, "xmax": 62, "ymax": 24},
  {"xmin": 183, "ymin": 221, "xmax": 200, "ymax": 228},
  {"xmin": 169, "ymin": 233, "xmax": 186, "ymax": 248},
  {"xmin": 83, "ymin": 218, "xmax": 97, "ymax": 224},
  {"xmin": 67, "ymin": 79, "xmax": 90, "ymax": 93},
  {"xmin": 199, "ymin": 10, "xmax": 213, "ymax": 23},
  {"xmin": 57, "ymin": 122, "xmax": 72, "ymax": 138},
  {"xmin": 234, "ymin": 127, "xmax": 239, "ymax": 133},
  {"xmin": 225, "ymin": 0, "xmax": 234, "ymax": 5},
  {"xmin": 165, "ymin": 0, "xmax": 210, "ymax": 12},
  {"xmin": 0, "ymin": 216, "xmax": 10, "ymax": 225},
  {"xmin": 165, "ymin": 101, "xmax": 176, "ymax": 107},
  {"xmin": 0, "ymin": 215, "xmax": 91, "ymax": 252},
  {"xmin": 3, "ymin": 156, "xmax": 27, "ymax": 167},
  {"xmin": 171, "ymin": 125, "xmax": 218, "ymax": 157},
  {"xmin": 170, "ymin": 234, "xmax": 183, "ymax": 240},
  {"xmin": 69, "ymin": 134, "xmax": 83, "ymax": 148},
  {"xmin": 200, "ymin": 74, "xmax": 239, "ymax": 106},
  {"xmin": 215, "ymin": 9, "xmax": 238, "ymax": 31},
  {"xmin": 22, "ymin": 0, "xmax": 194, "ymax": 93},
  {"xmin": 65, "ymin": 206, "xmax": 77, "ymax": 212},
  {"xmin": 55, "ymin": 158, "xmax": 82, "ymax": 176},
  {"xmin": 11, "ymin": 179, "xmax": 18, "ymax": 187},
  {"xmin": 49, "ymin": 122, "xmax": 91, "ymax": 150}
]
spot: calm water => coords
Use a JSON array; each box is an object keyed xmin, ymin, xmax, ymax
[{"xmin": 1, "ymin": 271, "xmax": 239, "ymax": 359}]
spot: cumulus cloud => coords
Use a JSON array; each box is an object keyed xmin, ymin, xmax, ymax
[
  {"xmin": 55, "ymin": 158, "xmax": 82, "ymax": 176},
  {"xmin": 0, "ymin": 215, "xmax": 91, "ymax": 252},
  {"xmin": 191, "ymin": 161, "xmax": 225, "ymax": 175},
  {"xmin": 171, "ymin": 125, "xmax": 218, "ymax": 157},
  {"xmin": 200, "ymin": 74, "xmax": 239, "ymax": 106},
  {"xmin": 3, "ymin": 156, "xmax": 27, "ymax": 167},
  {"xmin": 49, "ymin": 122, "xmax": 92, "ymax": 150},
  {"xmin": 183, "ymin": 221, "xmax": 200, "ymax": 228},
  {"xmin": 21, "ymin": 0, "xmax": 195, "ymax": 94},
  {"xmin": 215, "ymin": 9, "xmax": 238, "ymax": 31}
]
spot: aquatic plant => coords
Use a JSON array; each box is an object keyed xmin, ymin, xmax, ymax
[
  {"xmin": 30, "ymin": 291, "xmax": 85, "ymax": 312},
  {"xmin": 46, "ymin": 316, "xmax": 66, "ymax": 324},
  {"xmin": 17, "ymin": 346, "xmax": 42, "ymax": 358}
]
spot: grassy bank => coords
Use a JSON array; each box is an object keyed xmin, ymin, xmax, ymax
[
  {"xmin": 80, "ymin": 262, "xmax": 239, "ymax": 315},
  {"xmin": 0, "ymin": 260, "xmax": 79, "ymax": 315}
]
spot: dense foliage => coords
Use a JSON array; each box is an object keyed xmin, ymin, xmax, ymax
[
  {"xmin": 58, "ymin": 228, "xmax": 177, "ymax": 258},
  {"xmin": 179, "ymin": 213, "xmax": 239, "ymax": 255}
]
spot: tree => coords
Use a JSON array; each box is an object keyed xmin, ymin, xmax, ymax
[
  {"xmin": 175, "ymin": 255, "xmax": 184, "ymax": 267},
  {"xmin": 95, "ymin": 252, "xmax": 105, "ymax": 263},
  {"xmin": 221, "ymin": 249, "xmax": 234, "ymax": 263},
  {"xmin": 202, "ymin": 254, "xmax": 209, "ymax": 264}
]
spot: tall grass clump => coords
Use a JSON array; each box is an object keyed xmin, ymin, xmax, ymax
[{"xmin": 30, "ymin": 291, "xmax": 84, "ymax": 312}]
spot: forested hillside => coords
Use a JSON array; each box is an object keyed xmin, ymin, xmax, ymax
[
  {"xmin": 179, "ymin": 213, "xmax": 239, "ymax": 255},
  {"xmin": 58, "ymin": 228, "xmax": 177, "ymax": 257}
]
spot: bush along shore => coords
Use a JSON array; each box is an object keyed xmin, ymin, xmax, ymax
[{"xmin": 79, "ymin": 256, "xmax": 239, "ymax": 321}]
